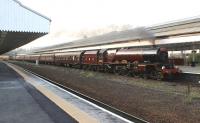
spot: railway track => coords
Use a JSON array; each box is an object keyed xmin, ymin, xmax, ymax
[
  {"xmin": 179, "ymin": 73, "xmax": 200, "ymax": 84},
  {"xmin": 12, "ymin": 60, "xmax": 200, "ymax": 84},
  {"xmin": 22, "ymin": 67, "xmax": 149, "ymax": 123}
]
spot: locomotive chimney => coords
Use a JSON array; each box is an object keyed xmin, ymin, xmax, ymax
[{"xmin": 133, "ymin": 27, "xmax": 156, "ymax": 47}]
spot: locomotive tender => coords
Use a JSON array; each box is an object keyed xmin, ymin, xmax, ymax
[{"xmin": 14, "ymin": 47, "xmax": 180, "ymax": 80}]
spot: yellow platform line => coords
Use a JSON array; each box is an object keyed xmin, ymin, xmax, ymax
[{"xmin": 7, "ymin": 63, "xmax": 99, "ymax": 123}]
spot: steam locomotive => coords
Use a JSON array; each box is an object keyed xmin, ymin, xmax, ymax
[{"xmin": 13, "ymin": 47, "xmax": 181, "ymax": 80}]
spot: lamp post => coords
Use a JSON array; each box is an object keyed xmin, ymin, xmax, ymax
[{"xmin": 191, "ymin": 50, "xmax": 196, "ymax": 67}]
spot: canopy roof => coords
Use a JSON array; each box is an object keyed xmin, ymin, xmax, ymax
[{"xmin": 0, "ymin": 0, "xmax": 51, "ymax": 54}]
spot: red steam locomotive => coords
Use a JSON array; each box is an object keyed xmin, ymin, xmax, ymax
[{"xmin": 14, "ymin": 47, "xmax": 181, "ymax": 80}]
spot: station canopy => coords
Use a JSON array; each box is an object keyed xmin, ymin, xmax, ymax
[
  {"xmin": 0, "ymin": 0, "xmax": 51, "ymax": 54},
  {"xmin": 36, "ymin": 17, "xmax": 200, "ymax": 53}
]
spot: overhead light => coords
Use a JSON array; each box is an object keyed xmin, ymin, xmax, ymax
[
  {"xmin": 1, "ymin": 31, "xmax": 7, "ymax": 38},
  {"xmin": 0, "ymin": 31, "xmax": 7, "ymax": 45}
]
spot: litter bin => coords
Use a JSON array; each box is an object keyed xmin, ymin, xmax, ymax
[
  {"xmin": 191, "ymin": 61, "xmax": 196, "ymax": 67},
  {"xmin": 36, "ymin": 60, "xmax": 39, "ymax": 65}
]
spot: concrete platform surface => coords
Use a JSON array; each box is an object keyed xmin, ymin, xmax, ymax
[
  {"xmin": 178, "ymin": 65, "xmax": 200, "ymax": 74},
  {"xmin": 0, "ymin": 62, "xmax": 77, "ymax": 123}
]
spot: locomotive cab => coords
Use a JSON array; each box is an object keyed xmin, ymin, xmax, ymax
[
  {"xmin": 157, "ymin": 48, "xmax": 168, "ymax": 63},
  {"xmin": 98, "ymin": 49, "xmax": 108, "ymax": 64},
  {"xmin": 157, "ymin": 48, "xmax": 181, "ymax": 79}
]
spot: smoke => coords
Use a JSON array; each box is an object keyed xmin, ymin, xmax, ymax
[
  {"xmin": 71, "ymin": 24, "xmax": 133, "ymax": 38},
  {"xmin": 130, "ymin": 27, "xmax": 155, "ymax": 40}
]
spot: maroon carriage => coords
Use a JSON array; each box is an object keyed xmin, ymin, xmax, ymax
[
  {"xmin": 55, "ymin": 51, "xmax": 83, "ymax": 67},
  {"xmin": 15, "ymin": 55, "xmax": 25, "ymax": 61},
  {"xmin": 29, "ymin": 54, "xmax": 40, "ymax": 62},
  {"xmin": 40, "ymin": 53, "xmax": 55, "ymax": 64},
  {"xmin": 82, "ymin": 50, "xmax": 99, "ymax": 65},
  {"xmin": 81, "ymin": 50, "xmax": 100, "ymax": 70}
]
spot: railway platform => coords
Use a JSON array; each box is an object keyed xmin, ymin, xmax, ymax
[
  {"xmin": 179, "ymin": 65, "xmax": 200, "ymax": 74},
  {"xmin": 0, "ymin": 62, "xmax": 77, "ymax": 123},
  {"xmin": 0, "ymin": 62, "xmax": 137, "ymax": 123},
  {"xmin": 178, "ymin": 65, "xmax": 200, "ymax": 83}
]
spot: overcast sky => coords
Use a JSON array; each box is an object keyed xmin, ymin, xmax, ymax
[{"xmin": 18, "ymin": 0, "xmax": 200, "ymax": 49}]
